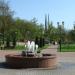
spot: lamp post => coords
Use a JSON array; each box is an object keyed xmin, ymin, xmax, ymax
[
  {"xmin": 57, "ymin": 22, "xmax": 61, "ymax": 52},
  {"xmin": 60, "ymin": 31, "xmax": 61, "ymax": 52}
]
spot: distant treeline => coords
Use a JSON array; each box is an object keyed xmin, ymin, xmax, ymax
[{"xmin": 0, "ymin": 0, "xmax": 75, "ymax": 48}]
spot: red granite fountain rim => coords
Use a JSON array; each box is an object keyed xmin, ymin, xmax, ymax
[{"xmin": 5, "ymin": 54, "xmax": 57, "ymax": 59}]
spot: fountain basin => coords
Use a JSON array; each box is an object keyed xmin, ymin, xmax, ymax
[{"xmin": 5, "ymin": 54, "xmax": 57, "ymax": 69}]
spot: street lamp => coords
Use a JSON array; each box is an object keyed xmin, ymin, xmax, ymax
[
  {"xmin": 57, "ymin": 22, "xmax": 61, "ymax": 52},
  {"xmin": 59, "ymin": 29, "xmax": 61, "ymax": 52}
]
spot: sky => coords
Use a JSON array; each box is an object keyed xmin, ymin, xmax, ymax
[{"xmin": 9, "ymin": 0, "xmax": 75, "ymax": 29}]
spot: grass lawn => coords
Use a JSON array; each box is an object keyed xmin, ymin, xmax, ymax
[
  {"xmin": 4, "ymin": 44, "xmax": 49, "ymax": 52},
  {"xmin": 4, "ymin": 45, "xmax": 25, "ymax": 50},
  {"xmin": 37, "ymin": 44, "xmax": 49, "ymax": 53},
  {"xmin": 58, "ymin": 44, "xmax": 75, "ymax": 52},
  {"xmin": 15, "ymin": 45, "xmax": 25, "ymax": 50}
]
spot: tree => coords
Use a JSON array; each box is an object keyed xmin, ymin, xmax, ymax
[
  {"xmin": 0, "ymin": 0, "xmax": 15, "ymax": 48},
  {"xmin": 14, "ymin": 18, "xmax": 44, "ymax": 41}
]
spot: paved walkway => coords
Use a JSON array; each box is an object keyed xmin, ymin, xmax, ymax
[
  {"xmin": 0, "ymin": 45, "xmax": 75, "ymax": 75},
  {"xmin": 41, "ymin": 44, "xmax": 58, "ymax": 54},
  {"xmin": 0, "ymin": 50, "xmax": 21, "ymax": 57}
]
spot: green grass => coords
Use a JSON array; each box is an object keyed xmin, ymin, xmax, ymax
[
  {"xmin": 4, "ymin": 45, "xmax": 25, "ymax": 50},
  {"xmin": 15, "ymin": 44, "xmax": 49, "ymax": 52},
  {"xmin": 37, "ymin": 44, "xmax": 49, "ymax": 53},
  {"xmin": 15, "ymin": 45, "xmax": 25, "ymax": 50},
  {"xmin": 4, "ymin": 44, "xmax": 49, "ymax": 52},
  {"xmin": 58, "ymin": 44, "xmax": 75, "ymax": 52}
]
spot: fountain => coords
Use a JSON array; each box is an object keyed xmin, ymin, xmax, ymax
[{"xmin": 5, "ymin": 41, "xmax": 57, "ymax": 69}]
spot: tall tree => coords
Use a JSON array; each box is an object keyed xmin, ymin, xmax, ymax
[{"xmin": 0, "ymin": 0, "xmax": 14, "ymax": 47}]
